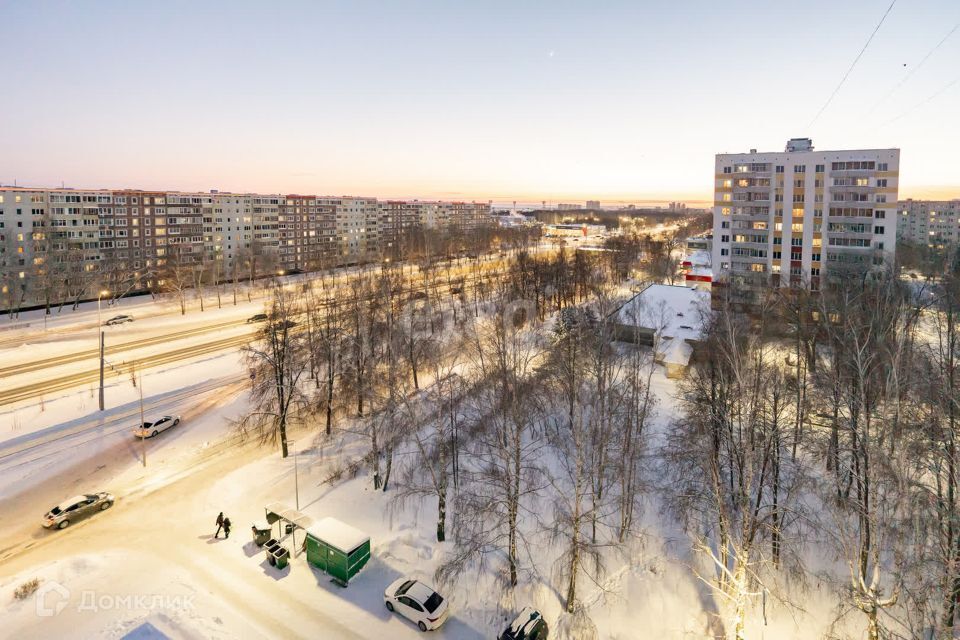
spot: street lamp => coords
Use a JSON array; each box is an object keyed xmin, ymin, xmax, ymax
[
  {"xmin": 97, "ymin": 289, "xmax": 109, "ymax": 329},
  {"xmin": 97, "ymin": 290, "xmax": 109, "ymax": 411},
  {"xmin": 289, "ymin": 439, "xmax": 300, "ymax": 510}
]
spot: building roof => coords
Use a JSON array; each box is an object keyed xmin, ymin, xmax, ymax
[
  {"xmin": 307, "ymin": 517, "xmax": 370, "ymax": 553},
  {"xmin": 613, "ymin": 284, "xmax": 709, "ymax": 367}
]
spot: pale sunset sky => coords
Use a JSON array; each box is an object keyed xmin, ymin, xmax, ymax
[{"xmin": 1, "ymin": 0, "xmax": 958, "ymax": 205}]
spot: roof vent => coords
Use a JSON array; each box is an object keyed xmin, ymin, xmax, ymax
[{"xmin": 785, "ymin": 138, "xmax": 813, "ymax": 152}]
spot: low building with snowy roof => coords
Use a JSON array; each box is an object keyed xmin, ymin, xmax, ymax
[{"xmin": 610, "ymin": 284, "xmax": 709, "ymax": 378}]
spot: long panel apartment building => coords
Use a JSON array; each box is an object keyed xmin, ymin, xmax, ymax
[
  {"xmin": 0, "ymin": 186, "xmax": 491, "ymax": 309},
  {"xmin": 897, "ymin": 198, "xmax": 960, "ymax": 249},
  {"xmin": 712, "ymin": 138, "xmax": 899, "ymax": 303}
]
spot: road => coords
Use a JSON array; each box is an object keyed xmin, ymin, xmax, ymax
[{"xmin": 0, "ymin": 266, "xmax": 506, "ymax": 408}]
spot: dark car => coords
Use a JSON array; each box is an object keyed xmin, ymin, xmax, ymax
[
  {"xmin": 247, "ymin": 313, "xmax": 268, "ymax": 323},
  {"xmin": 500, "ymin": 608, "xmax": 548, "ymax": 640},
  {"xmin": 410, "ymin": 291, "xmax": 428, "ymax": 301},
  {"xmin": 105, "ymin": 315, "xmax": 133, "ymax": 326},
  {"xmin": 450, "ymin": 286, "xmax": 463, "ymax": 295},
  {"xmin": 275, "ymin": 319, "xmax": 298, "ymax": 330}
]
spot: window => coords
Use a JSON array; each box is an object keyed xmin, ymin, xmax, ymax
[
  {"xmin": 775, "ymin": 165, "xmax": 784, "ymax": 173},
  {"xmin": 877, "ymin": 178, "xmax": 887, "ymax": 187},
  {"xmin": 878, "ymin": 163, "xmax": 888, "ymax": 171},
  {"xmin": 876, "ymin": 195, "xmax": 887, "ymax": 203},
  {"xmin": 773, "ymin": 251, "xmax": 782, "ymax": 259},
  {"xmin": 874, "ymin": 226, "xmax": 885, "ymax": 234},
  {"xmin": 874, "ymin": 210, "xmax": 885, "ymax": 219},
  {"xmin": 794, "ymin": 165, "xmax": 806, "ymax": 173},
  {"xmin": 815, "ymin": 164, "xmax": 824, "ymax": 173},
  {"xmin": 720, "ymin": 248, "xmax": 729, "ymax": 256},
  {"xmin": 791, "ymin": 223, "xmax": 803, "ymax": 232},
  {"xmin": 723, "ymin": 166, "xmax": 732, "ymax": 174},
  {"xmin": 721, "ymin": 235, "xmax": 729, "ymax": 243}
]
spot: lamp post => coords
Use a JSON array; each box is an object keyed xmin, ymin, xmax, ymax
[
  {"xmin": 97, "ymin": 289, "xmax": 109, "ymax": 411},
  {"xmin": 289, "ymin": 439, "xmax": 300, "ymax": 510}
]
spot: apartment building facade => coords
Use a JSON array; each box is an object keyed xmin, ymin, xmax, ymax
[
  {"xmin": 897, "ymin": 199, "xmax": 960, "ymax": 249},
  {"xmin": 712, "ymin": 139, "xmax": 899, "ymax": 303},
  {"xmin": 1, "ymin": 185, "xmax": 491, "ymax": 309}
]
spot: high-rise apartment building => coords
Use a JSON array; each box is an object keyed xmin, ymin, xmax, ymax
[
  {"xmin": 897, "ymin": 199, "xmax": 960, "ymax": 249},
  {"xmin": 712, "ymin": 139, "xmax": 899, "ymax": 303}
]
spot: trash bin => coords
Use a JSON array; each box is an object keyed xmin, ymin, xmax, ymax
[
  {"xmin": 265, "ymin": 540, "xmax": 280, "ymax": 563},
  {"xmin": 284, "ymin": 523, "xmax": 294, "ymax": 535},
  {"xmin": 274, "ymin": 547, "xmax": 289, "ymax": 570},
  {"xmin": 252, "ymin": 523, "xmax": 271, "ymax": 546}
]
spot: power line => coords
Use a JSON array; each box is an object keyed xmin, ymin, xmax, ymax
[
  {"xmin": 876, "ymin": 74, "xmax": 960, "ymax": 129},
  {"xmin": 807, "ymin": 0, "xmax": 898, "ymax": 128},
  {"xmin": 870, "ymin": 20, "xmax": 960, "ymax": 113}
]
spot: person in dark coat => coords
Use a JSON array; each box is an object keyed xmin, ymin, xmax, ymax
[
  {"xmin": 215, "ymin": 512, "xmax": 224, "ymax": 538},
  {"xmin": 223, "ymin": 517, "xmax": 232, "ymax": 539}
]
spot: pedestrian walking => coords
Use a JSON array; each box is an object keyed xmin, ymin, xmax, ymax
[
  {"xmin": 215, "ymin": 512, "xmax": 224, "ymax": 538},
  {"xmin": 223, "ymin": 516, "xmax": 232, "ymax": 539}
]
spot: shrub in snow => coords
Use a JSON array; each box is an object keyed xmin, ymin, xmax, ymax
[
  {"xmin": 13, "ymin": 578, "xmax": 40, "ymax": 600},
  {"xmin": 552, "ymin": 606, "xmax": 598, "ymax": 640}
]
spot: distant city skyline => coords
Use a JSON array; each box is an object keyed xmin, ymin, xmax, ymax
[{"xmin": 1, "ymin": 1, "xmax": 957, "ymax": 203}]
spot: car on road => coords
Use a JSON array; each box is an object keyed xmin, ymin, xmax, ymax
[
  {"xmin": 410, "ymin": 291, "xmax": 428, "ymax": 301},
  {"xmin": 43, "ymin": 492, "xmax": 114, "ymax": 529},
  {"xmin": 247, "ymin": 313, "xmax": 268, "ymax": 323},
  {"xmin": 105, "ymin": 314, "xmax": 134, "ymax": 326},
  {"xmin": 133, "ymin": 415, "xmax": 181, "ymax": 438},
  {"xmin": 274, "ymin": 319, "xmax": 298, "ymax": 330},
  {"xmin": 499, "ymin": 607, "xmax": 549, "ymax": 640},
  {"xmin": 384, "ymin": 578, "xmax": 449, "ymax": 631},
  {"xmin": 450, "ymin": 286, "xmax": 462, "ymax": 295}
]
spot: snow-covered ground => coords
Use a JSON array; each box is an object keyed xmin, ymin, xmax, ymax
[
  {"xmin": 1, "ymin": 356, "xmax": 852, "ymax": 640},
  {"xmin": 0, "ymin": 275, "xmax": 862, "ymax": 640}
]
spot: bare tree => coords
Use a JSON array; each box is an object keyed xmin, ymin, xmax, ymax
[
  {"xmin": 438, "ymin": 303, "xmax": 547, "ymax": 589},
  {"xmin": 238, "ymin": 281, "xmax": 308, "ymax": 458}
]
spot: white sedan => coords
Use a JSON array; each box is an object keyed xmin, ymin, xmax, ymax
[
  {"xmin": 133, "ymin": 415, "xmax": 181, "ymax": 438},
  {"xmin": 384, "ymin": 578, "xmax": 450, "ymax": 632}
]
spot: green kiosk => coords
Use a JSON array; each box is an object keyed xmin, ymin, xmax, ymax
[{"xmin": 305, "ymin": 517, "xmax": 371, "ymax": 586}]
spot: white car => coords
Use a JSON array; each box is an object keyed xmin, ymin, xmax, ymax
[
  {"xmin": 43, "ymin": 492, "xmax": 114, "ymax": 529},
  {"xmin": 384, "ymin": 578, "xmax": 449, "ymax": 632},
  {"xmin": 133, "ymin": 415, "xmax": 181, "ymax": 438}
]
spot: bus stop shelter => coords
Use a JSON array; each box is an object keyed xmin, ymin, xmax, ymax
[{"xmin": 264, "ymin": 502, "xmax": 313, "ymax": 557}]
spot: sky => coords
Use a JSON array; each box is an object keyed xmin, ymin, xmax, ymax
[{"xmin": 1, "ymin": 0, "xmax": 958, "ymax": 205}]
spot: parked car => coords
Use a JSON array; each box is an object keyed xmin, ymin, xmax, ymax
[
  {"xmin": 449, "ymin": 287, "xmax": 463, "ymax": 295},
  {"xmin": 247, "ymin": 313, "xmax": 268, "ymax": 323},
  {"xmin": 43, "ymin": 492, "xmax": 114, "ymax": 529},
  {"xmin": 410, "ymin": 291, "xmax": 428, "ymax": 301},
  {"xmin": 105, "ymin": 314, "xmax": 134, "ymax": 326},
  {"xmin": 499, "ymin": 607, "xmax": 549, "ymax": 640},
  {"xmin": 274, "ymin": 319, "xmax": 298, "ymax": 330},
  {"xmin": 133, "ymin": 415, "xmax": 181, "ymax": 438},
  {"xmin": 384, "ymin": 578, "xmax": 449, "ymax": 631}
]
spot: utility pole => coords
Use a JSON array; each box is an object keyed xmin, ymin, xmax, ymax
[
  {"xmin": 99, "ymin": 330, "xmax": 105, "ymax": 411},
  {"xmin": 97, "ymin": 289, "xmax": 108, "ymax": 411},
  {"xmin": 138, "ymin": 365, "xmax": 146, "ymax": 467},
  {"xmin": 291, "ymin": 439, "xmax": 300, "ymax": 510}
]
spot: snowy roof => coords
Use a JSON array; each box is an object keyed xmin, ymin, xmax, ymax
[
  {"xmin": 265, "ymin": 502, "xmax": 313, "ymax": 529},
  {"xmin": 682, "ymin": 250, "xmax": 711, "ymax": 267},
  {"xmin": 613, "ymin": 284, "xmax": 709, "ymax": 366},
  {"xmin": 307, "ymin": 517, "xmax": 370, "ymax": 553}
]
